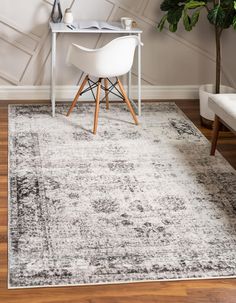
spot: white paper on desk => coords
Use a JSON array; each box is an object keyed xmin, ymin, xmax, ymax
[{"xmin": 77, "ymin": 20, "xmax": 121, "ymax": 30}]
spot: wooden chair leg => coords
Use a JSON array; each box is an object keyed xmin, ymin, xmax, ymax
[
  {"xmin": 210, "ymin": 115, "xmax": 221, "ymax": 156},
  {"xmin": 104, "ymin": 78, "xmax": 109, "ymax": 110},
  {"xmin": 93, "ymin": 79, "xmax": 102, "ymax": 135},
  {"xmin": 67, "ymin": 75, "xmax": 88, "ymax": 116},
  {"xmin": 117, "ymin": 78, "xmax": 138, "ymax": 125}
]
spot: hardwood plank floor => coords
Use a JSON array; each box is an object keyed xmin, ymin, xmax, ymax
[{"xmin": 0, "ymin": 100, "xmax": 236, "ymax": 303}]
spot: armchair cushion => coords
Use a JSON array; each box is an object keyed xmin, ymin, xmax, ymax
[{"xmin": 209, "ymin": 94, "xmax": 236, "ymax": 131}]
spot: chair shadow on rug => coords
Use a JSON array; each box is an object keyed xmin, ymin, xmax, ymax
[
  {"xmin": 63, "ymin": 104, "xmax": 135, "ymax": 135},
  {"xmin": 62, "ymin": 114, "xmax": 94, "ymax": 134},
  {"xmin": 98, "ymin": 111, "xmax": 136, "ymax": 125}
]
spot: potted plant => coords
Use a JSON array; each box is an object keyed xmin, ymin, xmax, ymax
[{"xmin": 158, "ymin": 0, "xmax": 236, "ymax": 126}]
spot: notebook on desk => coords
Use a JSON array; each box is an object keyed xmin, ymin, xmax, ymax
[{"xmin": 77, "ymin": 20, "xmax": 122, "ymax": 30}]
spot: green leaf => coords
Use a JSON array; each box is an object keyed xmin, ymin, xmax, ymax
[
  {"xmin": 185, "ymin": 0, "xmax": 205, "ymax": 10},
  {"xmin": 157, "ymin": 14, "xmax": 168, "ymax": 31},
  {"xmin": 191, "ymin": 9, "xmax": 200, "ymax": 27},
  {"xmin": 207, "ymin": 5, "xmax": 226, "ymax": 27},
  {"xmin": 183, "ymin": 10, "xmax": 192, "ymax": 31},
  {"xmin": 167, "ymin": 6, "xmax": 184, "ymax": 25},
  {"xmin": 169, "ymin": 23, "xmax": 178, "ymax": 32},
  {"xmin": 158, "ymin": 0, "xmax": 236, "ymax": 34},
  {"xmin": 160, "ymin": 0, "xmax": 181, "ymax": 12},
  {"xmin": 222, "ymin": 9, "xmax": 235, "ymax": 29},
  {"xmin": 233, "ymin": 15, "xmax": 236, "ymax": 29}
]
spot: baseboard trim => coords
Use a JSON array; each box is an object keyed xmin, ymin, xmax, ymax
[{"xmin": 0, "ymin": 85, "xmax": 200, "ymax": 101}]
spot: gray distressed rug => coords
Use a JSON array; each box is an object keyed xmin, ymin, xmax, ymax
[{"xmin": 9, "ymin": 103, "xmax": 236, "ymax": 288}]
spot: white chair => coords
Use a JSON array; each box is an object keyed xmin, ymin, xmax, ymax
[
  {"xmin": 66, "ymin": 36, "xmax": 142, "ymax": 134},
  {"xmin": 209, "ymin": 94, "xmax": 236, "ymax": 155}
]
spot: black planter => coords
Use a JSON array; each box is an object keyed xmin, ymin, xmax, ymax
[{"xmin": 51, "ymin": 0, "xmax": 63, "ymax": 23}]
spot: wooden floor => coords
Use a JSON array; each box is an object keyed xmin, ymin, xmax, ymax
[{"xmin": 0, "ymin": 100, "xmax": 236, "ymax": 303}]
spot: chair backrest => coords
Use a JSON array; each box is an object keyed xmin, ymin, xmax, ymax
[{"xmin": 67, "ymin": 36, "xmax": 141, "ymax": 78}]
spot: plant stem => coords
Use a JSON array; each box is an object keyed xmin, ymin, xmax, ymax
[{"xmin": 215, "ymin": 26, "xmax": 221, "ymax": 94}]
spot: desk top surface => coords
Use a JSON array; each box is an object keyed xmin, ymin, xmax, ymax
[{"xmin": 50, "ymin": 21, "xmax": 142, "ymax": 34}]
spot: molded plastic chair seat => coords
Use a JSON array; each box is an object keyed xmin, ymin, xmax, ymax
[{"xmin": 67, "ymin": 36, "xmax": 140, "ymax": 78}]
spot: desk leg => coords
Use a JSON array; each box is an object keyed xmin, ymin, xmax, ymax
[
  {"xmin": 128, "ymin": 33, "xmax": 131, "ymax": 99},
  {"xmin": 51, "ymin": 32, "xmax": 56, "ymax": 117},
  {"xmin": 128, "ymin": 70, "xmax": 131, "ymax": 99},
  {"xmin": 138, "ymin": 33, "xmax": 141, "ymax": 116}
]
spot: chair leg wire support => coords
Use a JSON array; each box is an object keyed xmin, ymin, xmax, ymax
[
  {"xmin": 67, "ymin": 76, "xmax": 138, "ymax": 134},
  {"xmin": 81, "ymin": 77, "xmax": 125, "ymax": 102}
]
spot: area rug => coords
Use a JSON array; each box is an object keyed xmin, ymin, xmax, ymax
[{"xmin": 8, "ymin": 102, "xmax": 236, "ymax": 288}]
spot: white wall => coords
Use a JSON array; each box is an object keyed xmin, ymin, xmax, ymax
[{"xmin": 0, "ymin": 0, "xmax": 235, "ymax": 98}]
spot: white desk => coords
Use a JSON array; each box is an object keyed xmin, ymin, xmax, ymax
[{"xmin": 49, "ymin": 22, "xmax": 142, "ymax": 117}]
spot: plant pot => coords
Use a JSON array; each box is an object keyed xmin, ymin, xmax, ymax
[{"xmin": 199, "ymin": 84, "xmax": 236, "ymax": 128}]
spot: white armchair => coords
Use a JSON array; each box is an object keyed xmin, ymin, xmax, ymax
[
  {"xmin": 66, "ymin": 36, "xmax": 142, "ymax": 134},
  {"xmin": 209, "ymin": 94, "xmax": 236, "ymax": 155}
]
